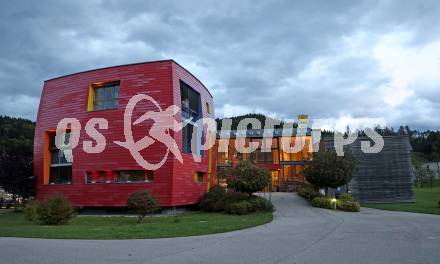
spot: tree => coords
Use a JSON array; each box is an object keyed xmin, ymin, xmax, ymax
[
  {"xmin": 226, "ymin": 160, "xmax": 270, "ymax": 196},
  {"xmin": 127, "ymin": 191, "xmax": 159, "ymax": 223},
  {"xmin": 0, "ymin": 116, "xmax": 35, "ymax": 199},
  {"xmin": 0, "ymin": 140, "xmax": 34, "ymax": 198},
  {"xmin": 303, "ymin": 150, "xmax": 356, "ymax": 195}
]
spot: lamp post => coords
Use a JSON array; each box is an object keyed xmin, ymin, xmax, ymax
[{"xmin": 332, "ymin": 196, "xmax": 337, "ymax": 210}]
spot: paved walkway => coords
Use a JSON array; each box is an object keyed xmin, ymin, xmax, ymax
[{"xmin": 1, "ymin": 193, "xmax": 439, "ymax": 264}]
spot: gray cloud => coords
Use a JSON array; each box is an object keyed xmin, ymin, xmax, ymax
[{"xmin": 0, "ymin": 0, "xmax": 439, "ymax": 130}]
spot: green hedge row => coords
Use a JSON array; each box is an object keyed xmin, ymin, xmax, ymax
[
  {"xmin": 311, "ymin": 196, "xmax": 360, "ymax": 212},
  {"xmin": 200, "ymin": 187, "xmax": 274, "ymax": 215}
]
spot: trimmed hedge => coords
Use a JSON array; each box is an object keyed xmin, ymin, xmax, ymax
[
  {"xmin": 200, "ymin": 187, "xmax": 227, "ymax": 212},
  {"xmin": 200, "ymin": 188, "xmax": 274, "ymax": 214},
  {"xmin": 337, "ymin": 200, "xmax": 361, "ymax": 212},
  {"xmin": 311, "ymin": 197, "xmax": 333, "ymax": 209},
  {"xmin": 338, "ymin": 193, "xmax": 354, "ymax": 202},
  {"xmin": 249, "ymin": 196, "xmax": 274, "ymax": 212},
  {"xmin": 298, "ymin": 185, "xmax": 323, "ymax": 200},
  {"xmin": 225, "ymin": 201, "xmax": 255, "ymax": 215}
]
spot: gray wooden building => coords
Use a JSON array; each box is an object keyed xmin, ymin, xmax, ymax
[{"xmin": 323, "ymin": 136, "xmax": 415, "ymax": 203}]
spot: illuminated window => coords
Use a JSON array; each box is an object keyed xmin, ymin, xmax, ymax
[
  {"xmin": 86, "ymin": 170, "xmax": 154, "ymax": 184},
  {"xmin": 194, "ymin": 172, "xmax": 205, "ymax": 183},
  {"xmin": 48, "ymin": 132, "xmax": 72, "ymax": 184},
  {"xmin": 206, "ymin": 102, "xmax": 210, "ymax": 114},
  {"xmin": 88, "ymin": 81, "xmax": 120, "ymax": 111}
]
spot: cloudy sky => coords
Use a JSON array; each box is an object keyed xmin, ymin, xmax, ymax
[{"xmin": 1, "ymin": 0, "xmax": 439, "ymax": 131}]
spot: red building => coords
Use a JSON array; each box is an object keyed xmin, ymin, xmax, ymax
[{"xmin": 34, "ymin": 60, "xmax": 216, "ymax": 207}]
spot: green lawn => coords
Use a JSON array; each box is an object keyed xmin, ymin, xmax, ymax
[
  {"xmin": 364, "ymin": 185, "xmax": 440, "ymax": 215},
  {"xmin": 0, "ymin": 211, "xmax": 272, "ymax": 239}
]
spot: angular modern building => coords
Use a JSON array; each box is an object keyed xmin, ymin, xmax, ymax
[{"xmin": 34, "ymin": 60, "xmax": 216, "ymax": 207}]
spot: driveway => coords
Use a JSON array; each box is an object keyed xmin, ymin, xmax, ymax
[{"xmin": 0, "ymin": 193, "xmax": 439, "ymax": 264}]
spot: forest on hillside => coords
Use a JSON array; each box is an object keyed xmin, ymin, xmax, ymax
[{"xmin": 0, "ymin": 116, "xmax": 35, "ymax": 198}]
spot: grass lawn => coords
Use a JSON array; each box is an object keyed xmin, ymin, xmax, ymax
[
  {"xmin": 0, "ymin": 211, "xmax": 272, "ymax": 239},
  {"xmin": 364, "ymin": 184, "xmax": 440, "ymax": 215}
]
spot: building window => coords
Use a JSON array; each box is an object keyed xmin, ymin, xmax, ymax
[
  {"xmin": 182, "ymin": 123, "xmax": 194, "ymax": 153},
  {"xmin": 48, "ymin": 132, "xmax": 72, "ymax": 184},
  {"xmin": 180, "ymin": 81, "xmax": 201, "ymax": 153},
  {"xmin": 88, "ymin": 81, "xmax": 120, "ymax": 111},
  {"xmin": 194, "ymin": 172, "xmax": 205, "ymax": 183},
  {"xmin": 206, "ymin": 102, "xmax": 210, "ymax": 114},
  {"xmin": 86, "ymin": 170, "xmax": 154, "ymax": 184}
]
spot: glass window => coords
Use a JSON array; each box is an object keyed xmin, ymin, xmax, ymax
[
  {"xmin": 182, "ymin": 123, "xmax": 194, "ymax": 153},
  {"xmin": 117, "ymin": 170, "xmax": 153, "ymax": 183},
  {"xmin": 181, "ymin": 81, "xmax": 201, "ymax": 153},
  {"xmin": 86, "ymin": 170, "xmax": 153, "ymax": 184},
  {"xmin": 48, "ymin": 132, "xmax": 72, "ymax": 184},
  {"xmin": 92, "ymin": 81, "xmax": 120, "ymax": 111},
  {"xmin": 206, "ymin": 102, "xmax": 210, "ymax": 114},
  {"xmin": 195, "ymin": 172, "xmax": 205, "ymax": 183}
]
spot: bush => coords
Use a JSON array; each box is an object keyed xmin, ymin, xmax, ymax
[
  {"xmin": 249, "ymin": 196, "xmax": 274, "ymax": 212},
  {"xmin": 201, "ymin": 189, "xmax": 273, "ymax": 215},
  {"xmin": 37, "ymin": 196, "xmax": 74, "ymax": 225},
  {"xmin": 338, "ymin": 193, "xmax": 354, "ymax": 202},
  {"xmin": 225, "ymin": 200, "xmax": 256, "ymax": 215},
  {"xmin": 23, "ymin": 199, "xmax": 40, "ymax": 222},
  {"xmin": 298, "ymin": 185, "xmax": 323, "ymax": 200},
  {"xmin": 337, "ymin": 200, "xmax": 360, "ymax": 212},
  {"xmin": 200, "ymin": 187, "xmax": 227, "ymax": 212},
  {"xmin": 201, "ymin": 188, "xmax": 249, "ymax": 212},
  {"xmin": 311, "ymin": 197, "xmax": 333, "ymax": 209},
  {"xmin": 227, "ymin": 160, "xmax": 270, "ymax": 196},
  {"xmin": 127, "ymin": 190, "xmax": 159, "ymax": 223},
  {"xmin": 224, "ymin": 191, "xmax": 248, "ymax": 203},
  {"xmin": 438, "ymin": 200, "xmax": 440, "ymax": 208}
]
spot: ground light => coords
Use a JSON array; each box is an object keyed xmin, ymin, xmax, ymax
[{"xmin": 332, "ymin": 197, "xmax": 337, "ymax": 210}]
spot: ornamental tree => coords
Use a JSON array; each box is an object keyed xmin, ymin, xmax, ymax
[
  {"xmin": 227, "ymin": 160, "xmax": 270, "ymax": 196},
  {"xmin": 303, "ymin": 150, "xmax": 356, "ymax": 195},
  {"xmin": 127, "ymin": 190, "xmax": 159, "ymax": 223}
]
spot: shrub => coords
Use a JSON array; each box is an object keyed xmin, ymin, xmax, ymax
[
  {"xmin": 23, "ymin": 199, "xmax": 40, "ymax": 222},
  {"xmin": 201, "ymin": 189, "xmax": 249, "ymax": 212},
  {"xmin": 224, "ymin": 191, "xmax": 248, "ymax": 203},
  {"xmin": 311, "ymin": 197, "xmax": 333, "ymax": 209},
  {"xmin": 127, "ymin": 190, "xmax": 159, "ymax": 223},
  {"xmin": 338, "ymin": 192, "xmax": 354, "ymax": 202},
  {"xmin": 249, "ymin": 196, "xmax": 274, "ymax": 212},
  {"xmin": 337, "ymin": 200, "xmax": 360, "ymax": 212},
  {"xmin": 200, "ymin": 187, "xmax": 227, "ymax": 212},
  {"xmin": 298, "ymin": 185, "xmax": 323, "ymax": 200},
  {"xmin": 225, "ymin": 200, "xmax": 256, "ymax": 215},
  {"xmin": 37, "ymin": 196, "xmax": 74, "ymax": 225},
  {"xmin": 438, "ymin": 200, "xmax": 440, "ymax": 208},
  {"xmin": 227, "ymin": 160, "xmax": 270, "ymax": 196}
]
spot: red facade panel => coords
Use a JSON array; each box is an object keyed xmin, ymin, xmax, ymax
[{"xmin": 34, "ymin": 60, "xmax": 215, "ymax": 207}]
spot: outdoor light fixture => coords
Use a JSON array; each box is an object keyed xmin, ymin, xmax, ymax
[{"xmin": 332, "ymin": 197, "xmax": 337, "ymax": 210}]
